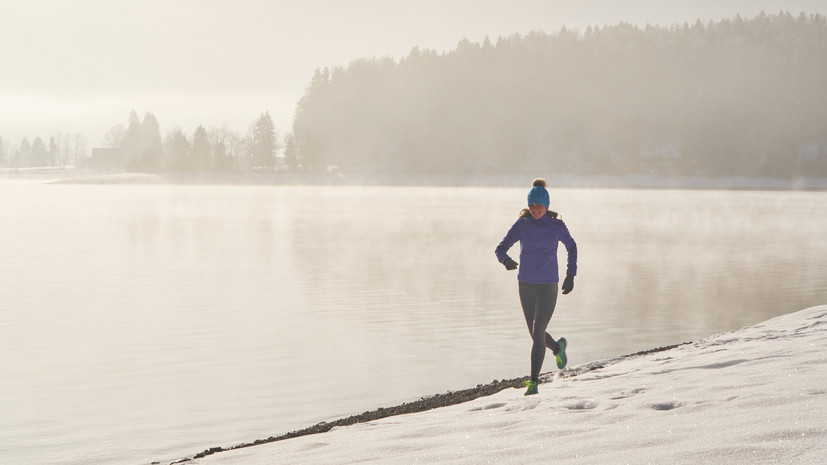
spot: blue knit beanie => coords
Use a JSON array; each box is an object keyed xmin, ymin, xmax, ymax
[{"xmin": 527, "ymin": 185, "xmax": 550, "ymax": 208}]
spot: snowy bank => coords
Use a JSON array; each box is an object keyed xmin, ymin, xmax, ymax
[
  {"xmin": 177, "ymin": 306, "xmax": 827, "ymax": 465},
  {"xmin": 31, "ymin": 171, "xmax": 827, "ymax": 189}
]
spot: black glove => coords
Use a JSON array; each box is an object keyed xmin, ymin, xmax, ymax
[
  {"xmin": 561, "ymin": 274, "xmax": 575, "ymax": 294},
  {"xmin": 503, "ymin": 258, "xmax": 518, "ymax": 270}
]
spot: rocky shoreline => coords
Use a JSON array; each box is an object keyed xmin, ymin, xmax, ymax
[{"xmin": 168, "ymin": 342, "xmax": 687, "ymax": 464}]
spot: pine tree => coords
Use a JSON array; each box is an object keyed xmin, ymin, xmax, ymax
[
  {"xmin": 18, "ymin": 138, "xmax": 31, "ymax": 166},
  {"xmin": 48, "ymin": 136, "xmax": 58, "ymax": 167},
  {"xmin": 122, "ymin": 111, "xmax": 142, "ymax": 157},
  {"xmin": 191, "ymin": 126, "xmax": 211, "ymax": 172},
  {"xmin": 294, "ymin": 68, "xmax": 331, "ymax": 171},
  {"xmin": 31, "ymin": 137, "xmax": 47, "ymax": 167},
  {"xmin": 140, "ymin": 113, "xmax": 163, "ymax": 171},
  {"xmin": 253, "ymin": 111, "xmax": 277, "ymax": 170},
  {"xmin": 166, "ymin": 130, "xmax": 190, "ymax": 172},
  {"xmin": 283, "ymin": 132, "xmax": 297, "ymax": 170}
]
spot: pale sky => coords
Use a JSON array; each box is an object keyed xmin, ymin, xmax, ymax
[{"xmin": 1, "ymin": 0, "xmax": 825, "ymax": 148}]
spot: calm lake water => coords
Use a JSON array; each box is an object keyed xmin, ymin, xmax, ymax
[{"xmin": 1, "ymin": 181, "xmax": 826, "ymax": 465}]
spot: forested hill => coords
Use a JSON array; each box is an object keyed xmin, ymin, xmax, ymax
[{"xmin": 292, "ymin": 12, "xmax": 827, "ymax": 177}]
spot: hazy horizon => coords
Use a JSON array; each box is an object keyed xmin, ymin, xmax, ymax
[{"xmin": 2, "ymin": 0, "xmax": 826, "ymax": 148}]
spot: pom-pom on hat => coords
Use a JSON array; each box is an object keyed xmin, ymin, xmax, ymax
[{"xmin": 526, "ymin": 178, "xmax": 550, "ymax": 208}]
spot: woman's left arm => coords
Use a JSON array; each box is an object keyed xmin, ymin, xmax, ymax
[{"xmin": 560, "ymin": 224, "xmax": 578, "ymax": 277}]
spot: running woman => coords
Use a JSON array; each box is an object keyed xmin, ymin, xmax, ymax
[{"xmin": 495, "ymin": 178, "xmax": 578, "ymax": 395}]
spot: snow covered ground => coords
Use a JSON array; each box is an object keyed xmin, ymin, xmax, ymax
[{"xmin": 181, "ymin": 305, "xmax": 827, "ymax": 465}]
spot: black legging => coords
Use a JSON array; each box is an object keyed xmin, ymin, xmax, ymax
[{"xmin": 518, "ymin": 282, "xmax": 560, "ymax": 382}]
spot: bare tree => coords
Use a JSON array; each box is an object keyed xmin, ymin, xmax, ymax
[
  {"xmin": 103, "ymin": 125, "xmax": 126, "ymax": 149},
  {"xmin": 208, "ymin": 123, "xmax": 240, "ymax": 171},
  {"xmin": 73, "ymin": 133, "xmax": 88, "ymax": 166},
  {"xmin": 51, "ymin": 132, "xmax": 73, "ymax": 169}
]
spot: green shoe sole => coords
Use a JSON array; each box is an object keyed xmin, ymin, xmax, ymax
[
  {"xmin": 556, "ymin": 337, "xmax": 568, "ymax": 369},
  {"xmin": 523, "ymin": 380, "xmax": 538, "ymax": 396}
]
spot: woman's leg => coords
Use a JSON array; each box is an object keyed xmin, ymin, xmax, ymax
[
  {"xmin": 519, "ymin": 283, "xmax": 559, "ymax": 381},
  {"xmin": 518, "ymin": 283, "xmax": 539, "ymax": 334},
  {"xmin": 545, "ymin": 333, "xmax": 561, "ymax": 354}
]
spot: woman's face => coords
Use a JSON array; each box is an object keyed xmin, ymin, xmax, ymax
[{"xmin": 529, "ymin": 204, "xmax": 547, "ymax": 219}]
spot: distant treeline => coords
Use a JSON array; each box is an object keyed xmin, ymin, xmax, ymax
[
  {"xmin": 3, "ymin": 11, "xmax": 825, "ymax": 178},
  {"xmin": 293, "ymin": 11, "xmax": 827, "ymax": 177},
  {"xmin": 0, "ymin": 110, "xmax": 288, "ymax": 173},
  {"xmin": 0, "ymin": 133, "xmax": 88, "ymax": 169},
  {"xmin": 96, "ymin": 110, "xmax": 288, "ymax": 173}
]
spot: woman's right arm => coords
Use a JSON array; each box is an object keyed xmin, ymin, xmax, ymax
[{"xmin": 495, "ymin": 221, "xmax": 521, "ymax": 265}]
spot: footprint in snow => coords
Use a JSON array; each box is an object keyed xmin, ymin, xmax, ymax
[
  {"xmin": 649, "ymin": 400, "xmax": 684, "ymax": 411},
  {"xmin": 468, "ymin": 402, "xmax": 506, "ymax": 412},
  {"xmin": 564, "ymin": 400, "xmax": 597, "ymax": 410},
  {"xmin": 609, "ymin": 387, "xmax": 646, "ymax": 400}
]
